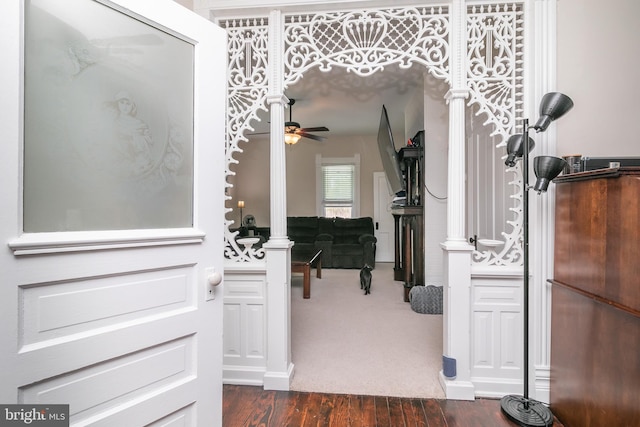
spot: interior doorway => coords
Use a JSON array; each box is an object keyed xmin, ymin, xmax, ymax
[
  {"xmin": 279, "ymin": 64, "xmax": 447, "ymax": 397},
  {"xmin": 221, "ymin": 6, "xmax": 456, "ymax": 397},
  {"xmin": 219, "ymin": 3, "xmax": 530, "ymax": 400},
  {"xmin": 373, "ymin": 171, "xmax": 395, "ymax": 262}
]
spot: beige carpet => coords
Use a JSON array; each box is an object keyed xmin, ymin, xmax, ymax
[{"xmin": 290, "ymin": 262, "xmax": 445, "ymax": 399}]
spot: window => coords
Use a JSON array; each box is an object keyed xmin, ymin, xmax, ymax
[
  {"xmin": 316, "ymin": 154, "xmax": 360, "ymax": 218},
  {"xmin": 322, "ymin": 164, "xmax": 354, "ymax": 217}
]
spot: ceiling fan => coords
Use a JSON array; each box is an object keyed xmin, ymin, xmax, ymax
[{"xmin": 283, "ymin": 98, "xmax": 329, "ymax": 144}]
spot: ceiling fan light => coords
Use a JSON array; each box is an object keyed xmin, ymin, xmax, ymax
[{"xmin": 284, "ymin": 132, "xmax": 301, "ymax": 145}]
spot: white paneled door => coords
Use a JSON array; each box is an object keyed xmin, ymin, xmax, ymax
[
  {"xmin": 0, "ymin": 1, "xmax": 226, "ymax": 426},
  {"xmin": 373, "ymin": 172, "xmax": 396, "ymax": 262}
]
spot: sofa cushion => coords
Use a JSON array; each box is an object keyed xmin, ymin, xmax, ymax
[
  {"xmin": 359, "ymin": 234, "xmax": 377, "ymax": 245},
  {"xmin": 287, "ymin": 216, "xmax": 318, "ymax": 244},
  {"xmin": 291, "ymin": 242, "xmax": 317, "ymax": 260},
  {"xmin": 317, "ymin": 217, "xmax": 335, "ymax": 235},
  {"xmin": 332, "ymin": 217, "xmax": 374, "ymax": 244},
  {"xmin": 316, "ymin": 233, "xmax": 333, "ymax": 242},
  {"xmin": 332, "ymin": 244, "xmax": 364, "ymax": 256}
]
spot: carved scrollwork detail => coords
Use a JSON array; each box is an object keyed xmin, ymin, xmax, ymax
[
  {"xmin": 220, "ymin": 20, "xmax": 270, "ymax": 261},
  {"xmin": 284, "ymin": 7, "xmax": 450, "ymax": 86},
  {"xmin": 471, "ymin": 163, "xmax": 524, "ymax": 266},
  {"xmin": 466, "ymin": 1, "xmax": 526, "ymax": 267},
  {"xmin": 467, "ymin": 4, "xmax": 523, "ymax": 137},
  {"xmin": 224, "ymin": 231, "xmax": 266, "ymax": 262},
  {"xmin": 227, "ymin": 23, "xmax": 269, "ymax": 88},
  {"xmin": 221, "ymin": 3, "xmax": 526, "ymax": 268}
]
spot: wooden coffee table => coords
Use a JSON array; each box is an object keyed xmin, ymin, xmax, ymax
[{"xmin": 291, "ymin": 250, "xmax": 322, "ymax": 299}]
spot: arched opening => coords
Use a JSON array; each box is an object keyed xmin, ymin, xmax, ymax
[
  {"xmin": 219, "ymin": 3, "xmax": 528, "ymax": 399},
  {"xmin": 231, "ymin": 63, "xmax": 451, "ymax": 396}
]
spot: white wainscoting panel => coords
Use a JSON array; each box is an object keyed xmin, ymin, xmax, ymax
[
  {"xmin": 223, "ymin": 304, "xmax": 242, "ymax": 358},
  {"xmin": 470, "ymin": 271, "xmax": 523, "ymax": 397},
  {"xmin": 223, "ymin": 266, "xmax": 267, "ymax": 385},
  {"xmin": 472, "ymin": 311, "xmax": 494, "ymax": 367},
  {"xmin": 499, "ymin": 311, "xmax": 520, "ymax": 369},
  {"xmin": 245, "ymin": 304, "xmax": 265, "ymax": 359}
]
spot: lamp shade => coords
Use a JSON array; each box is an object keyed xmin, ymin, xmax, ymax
[
  {"xmin": 533, "ymin": 156, "xmax": 567, "ymax": 193},
  {"xmin": 533, "ymin": 92, "xmax": 574, "ymax": 132},
  {"xmin": 505, "ymin": 134, "xmax": 536, "ymax": 167},
  {"xmin": 285, "ymin": 132, "xmax": 301, "ymax": 145}
]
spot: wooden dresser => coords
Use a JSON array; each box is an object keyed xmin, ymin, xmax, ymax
[{"xmin": 550, "ymin": 167, "xmax": 640, "ymax": 427}]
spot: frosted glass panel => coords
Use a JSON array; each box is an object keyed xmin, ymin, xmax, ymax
[
  {"xmin": 24, "ymin": 0, "xmax": 194, "ymax": 232},
  {"xmin": 467, "ymin": 109, "xmax": 510, "ymax": 244}
]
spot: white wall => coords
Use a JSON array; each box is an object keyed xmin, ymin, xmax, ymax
[
  {"xmin": 405, "ymin": 84, "xmax": 424, "ymax": 139},
  {"xmin": 228, "ymin": 133, "xmax": 385, "ymax": 227},
  {"xmin": 557, "ymin": 0, "xmax": 640, "ymax": 157},
  {"xmin": 227, "ymin": 136, "xmax": 270, "ymax": 228},
  {"xmin": 423, "ymin": 78, "xmax": 449, "ymax": 283}
]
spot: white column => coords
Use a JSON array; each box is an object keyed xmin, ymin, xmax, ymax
[
  {"xmin": 266, "ymin": 8, "xmax": 288, "ymax": 243},
  {"xmin": 444, "ymin": 0, "xmax": 470, "ymax": 247},
  {"xmin": 262, "ymin": 9, "xmax": 294, "ymax": 390},
  {"xmin": 439, "ymin": 0, "xmax": 475, "ymax": 400},
  {"xmin": 531, "ymin": 0, "xmax": 558, "ymax": 403},
  {"xmin": 266, "ymin": 93, "xmax": 289, "ymax": 242},
  {"xmin": 444, "ymin": 88, "xmax": 470, "ymax": 245}
]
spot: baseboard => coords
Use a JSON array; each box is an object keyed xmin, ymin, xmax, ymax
[
  {"xmin": 438, "ymin": 371, "xmax": 475, "ymax": 400},
  {"xmin": 534, "ymin": 365, "xmax": 551, "ymax": 404},
  {"xmin": 471, "ymin": 376, "xmax": 522, "ymax": 399},
  {"xmin": 263, "ymin": 363, "xmax": 294, "ymax": 391},
  {"xmin": 223, "ymin": 365, "xmax": 266, "ymax": 386},
  {"xmin": 471, "ymin": 371, "xmax": 550, "ymax": 402}
]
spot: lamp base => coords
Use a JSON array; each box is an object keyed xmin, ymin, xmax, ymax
[{"xmin": 500, "ymin": 395, "xmax": 554, "ymax": 427}]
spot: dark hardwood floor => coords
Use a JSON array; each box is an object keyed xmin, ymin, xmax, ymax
[{"xmin": 223, "ymin": 385, "xmax": 565, "ymax": 427}]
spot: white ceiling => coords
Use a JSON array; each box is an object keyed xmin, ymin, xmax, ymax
[{"xmin": 248, "ymin": 65, "xmax": 428, "ymax": 144}]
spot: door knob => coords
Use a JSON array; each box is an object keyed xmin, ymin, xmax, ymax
[{"xmin": 207, "ymin": 271, "xmax": 222, "ymax": 286}]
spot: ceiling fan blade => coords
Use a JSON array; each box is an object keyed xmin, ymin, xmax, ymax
[
  {"xmin": 299, "ymin": 132, "xmax": 326, "ymax": 142},
  {"xmin": 283, "ymin": 99, "xmax": 328, "ymax": 141},
  {"xmin": 299, "ymin": 126, "xmax": 329, "ymax": 133}
]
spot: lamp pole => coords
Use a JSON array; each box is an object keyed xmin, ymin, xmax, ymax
[
  {"xmin": 500, "ymin": 118, "xmax": 554, "ymax": 427},
  {"xmin": 522, "ymin": 119, "xmax": 531, "ymax": 405}
]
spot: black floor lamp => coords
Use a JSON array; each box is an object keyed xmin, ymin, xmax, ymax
[{"xmin": 501, "ymin": 92, "xmax": 574, "ymax": 427}]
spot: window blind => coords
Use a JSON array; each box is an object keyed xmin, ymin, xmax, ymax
[{"xmin": 322, "ymin": 164, "xmax": 354, "ymax": 203}]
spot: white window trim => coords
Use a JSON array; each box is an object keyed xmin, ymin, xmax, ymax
[{"xmin": 315, "ymin": 154, "xmax": 360, "ymax": 218}]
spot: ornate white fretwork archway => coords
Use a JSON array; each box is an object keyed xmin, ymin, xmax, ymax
[
  {"xmin": 221, "ymin": 3, "xmax": 527, "ymax": 267},
  {"xmin": 212, "ymin": 0, "xmax": 561, "ymax": 400}
]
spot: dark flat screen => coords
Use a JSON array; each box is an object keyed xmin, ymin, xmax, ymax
[{"xmin": 377, "ymin": 105, "xmax": 405, "ymax": 195}]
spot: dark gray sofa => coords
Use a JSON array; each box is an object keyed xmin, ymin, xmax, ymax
[{"xmin": 287, "ymin": 216, "xmax": 376, "ymax": 269}]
